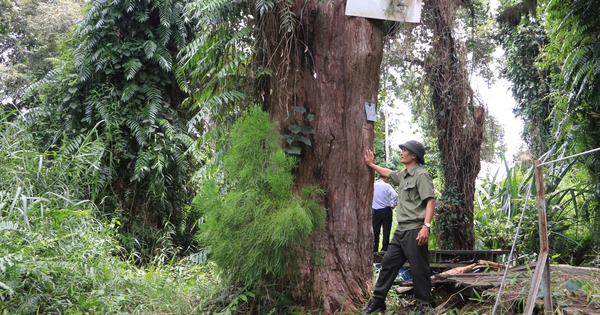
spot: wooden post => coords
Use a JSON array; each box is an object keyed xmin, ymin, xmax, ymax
[
  {"xmin": 385, "ymin": 107, "xmax": 389, "ymax": 163},
  {"xmin": 524, "ymin": 160, "xmax": 554, "ymax": 314}
]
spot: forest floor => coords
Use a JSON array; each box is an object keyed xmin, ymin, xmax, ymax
[{"xmin": 383, "ymin": 262, "xmax": 600, "ymax": 314}]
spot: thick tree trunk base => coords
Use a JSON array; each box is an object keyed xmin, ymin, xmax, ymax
[{"xmin": 261, "ymin": 1, "xmax": 384, "ymax": 313}]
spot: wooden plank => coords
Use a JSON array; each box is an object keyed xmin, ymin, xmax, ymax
[
  {"xmin": 524, "ymin": 251, "xmax": 549, "ymax": 315},
  {"xmin": 395, "ymin": 286, "xmax": 413, "ymax": 294},
  {"xmin": 534, "ymin": 160, "xmax": 554, "ymax": 315},
  {"xmin": 559, "ymin": 306, "xmax": 600, "ymax": 315}
]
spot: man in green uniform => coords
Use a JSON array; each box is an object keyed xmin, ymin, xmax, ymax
[{"xmin": 363, "ymin": 140, "xmax": 436, "ymax": 314}]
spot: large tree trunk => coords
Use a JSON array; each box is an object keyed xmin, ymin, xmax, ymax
[
  {"xmin": 257, "ymin": 1, "xmax": 383, "ymax": 313},
  {"xmin": 424, "ymin": 0, "xmax": 486, "ymax": 250}
]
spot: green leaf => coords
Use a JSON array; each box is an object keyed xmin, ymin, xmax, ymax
[
  {"xmin": 297, "ymin": 135, "xmax": 311, "ymax": 146},
  {"xmin": 565, "ymin": 279, "xmax": 581, "ymax": 292},
  {"xmin": 125, "ymin": 58, "xmax": 142, "ymax": 80},
  {"xmin": 280, "ymin": 134, "xmax": 295, "ymax": 144},
  {"xmin": 284, "ymin": 144, "xmax": 302, "ymax": 155},
  {"xmin": 288, "ymin": 124, "xmax": 301, "ymax": 134},
  {"xmin": 291, "ymin": 106, "xmax": 306, "ymax": 113},
  {"xmin": 299, "ymin": 125, "xmax": 315, "ymax": 134}
]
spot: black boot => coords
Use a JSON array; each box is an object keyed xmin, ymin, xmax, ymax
[{"xmin": 362, "ymin": 299, "xmax": 386, "ymax": 314}]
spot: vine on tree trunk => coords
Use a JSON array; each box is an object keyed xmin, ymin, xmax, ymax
[{"xmin": 425, "ymin": 0, "xmax": 486, "ymax": 250}]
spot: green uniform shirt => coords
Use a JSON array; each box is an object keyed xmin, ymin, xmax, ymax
[{"xmin": 388, "ymin": 164, "xmax": 435, "ymax": 231}]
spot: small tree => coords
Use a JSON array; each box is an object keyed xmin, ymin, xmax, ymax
[{"xmin": 194, "ymin": 106, "xmax": 326, "ymax": 307}]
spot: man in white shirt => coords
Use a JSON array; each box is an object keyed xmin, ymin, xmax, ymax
[{"xmin": 371, "ymin": 175, "xmax": 398, "ymax": 252}]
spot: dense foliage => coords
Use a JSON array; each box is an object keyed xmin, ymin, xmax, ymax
[
  {"xmin": 497, "ymin": 19, "xmax": 553, "ymax": 157},
  {"xmin": 0, "ymin": 112, "xmax": 222, "ymax": 314},
  {"xmin": 1, "ymin": 0, "xmax": 600, "ymax": 313},
  {"xmin": 24, "ymin": 0, "xmax": 200, "ymax": 263},
  {"xmin": 492, "ymin": 0, "xmax": 600, "ymax": 264},
  {"xmin": 544, "ymin": 0, "xmax": 600, "ymax": 232},
  {"xmin": 193, "ymin": 107, "xmax": 326, "ymax": 309},
  {"xmin": 0, "ymin": 0, "xmax": 84, "ymax": 109}
]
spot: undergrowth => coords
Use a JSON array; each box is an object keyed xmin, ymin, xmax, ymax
[{"xmin": 0, "ymin": 113, "xmax": 225, "ymax": 314}]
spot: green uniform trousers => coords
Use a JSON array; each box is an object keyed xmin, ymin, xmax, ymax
[{"xmin": 373, "ymin": 228, "xmax": 432, "ymax": 305}]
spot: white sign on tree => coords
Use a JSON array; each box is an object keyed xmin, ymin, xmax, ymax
[{"xmin": 345, "ymin": 0, "xmax": 423, "ymax": 23}]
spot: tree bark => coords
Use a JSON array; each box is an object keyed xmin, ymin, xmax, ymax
[
  {"xmin": 259, "ymin": 1, "xmax": 383, "ymax": 313},
  {"xmin": 424, "ymin": 0, "xmax": 485, "ymax": 250}
]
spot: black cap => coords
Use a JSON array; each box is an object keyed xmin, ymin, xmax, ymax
[{"xmin": 399, "ymin": 140, "xmax": 426, "ymax": 164}]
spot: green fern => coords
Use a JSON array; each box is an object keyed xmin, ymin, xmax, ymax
[
  {"xmin": 121, "ymin": 83, "xmax": 139, "ymax": 102},
  {"xmin": 143, "ymin": 91, "xmax": 163, "ymax": 123},
  {"xmin": 125, "ymin": 58, "xmax": 142, "ymax": 80},
  {"xmin": 256, "ymin": 0, "xmax": 275, "ymax": 16},
  {"xmin": 0, "ymin": 220, "xmax": 19, "ymax": 232},
  {"xmin": 143, "ymin": 40, "xmax": 158, "ymax": 58},
  {"xmin": 278, "ymin": 0, "xmax": 296, "ymax": 33}
]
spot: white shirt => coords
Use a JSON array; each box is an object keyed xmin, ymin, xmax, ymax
[{"xmin": 371, "ymin": 179, "xmax": 398, "ymax": 209}]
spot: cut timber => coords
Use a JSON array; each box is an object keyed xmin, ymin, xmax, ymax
[
  {"xmin": 393, "ymin": 260, "xmax": 508, "ymax": 294},
  {"xmin": 391, "ymin": 264, "xmax": 600, "ymax": 314},
  {"xmin": 439, "ymin": 260, "xmax": 506, "ymax": 276},
  {"xmin": 558, "ymin": 306, "xmax": 600, "ymax": 315},
  {"xmin": 395, "ymin": 286, "xmax": 413, "ymax": 295}
]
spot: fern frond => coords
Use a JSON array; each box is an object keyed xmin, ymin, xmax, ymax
[
  {"xmin": 176, "ymin": 133, "xmax": 196, "ymax": 154},
  {"xmin": 186, "ymin": 249, "xmax": 207, "ymax": 264},
  {"xmin": 127, "ymin": 0, "xmax": 136, "ymax": 13},
  {"xmin": 121, "ymin": 83, "xmax": 140, "ymax": 102},
  {"xmin": 173, "ymin": 65, "xmax": 189, "ymax": 93},
  {"xmin": 63, "ymin": 134, "xmax": 86, "ymax": 156},
  {"xmin": 193, "ymin": 0, "xmax": 231, "ymax": 15},
  {"xmin": 256, "ymin": 0, "xmax": 275, "ymax": 16},
  {"xmin": 154, "ymin": 45, "xmax": 173, "ymax": 70},
  {"xmin": 143, "ymin": 40, "xmax": 158, "ymax": 59},
  {"xmin": 133, "ymin": 151, "xmax": 152, "ymax": 180},
  {"xmin": 125, "ymin": 119, "xmax": 147, "ymax": 147},
  {"xmin": 179, "ymin": 33, "xmax": 213, "ymax": 72},
  {"xmin": 0, "ymin": 221, "xmax": 19, "ymax": 231},
  {"xmin": 279, "ymin": 0, "xmax": 297, "ymax": 33},
  {"xmin": 157, "ymin": 118, "xmax": 175, "ymax": 139},
  {"xmin": 125, "ymin": 58, "xmax": 142, "ymax": 80},
  {"xmin": 211, "ymin": 90, "xmax": 247, "ymax": 107},
  {"xmin": 143, "ymin": 97, "xmax": 162, "ymax": 125}
]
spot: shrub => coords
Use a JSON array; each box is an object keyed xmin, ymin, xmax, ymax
[{"xmin": 193, "ymin": 106, "xmax": 326, "ymax": 298}]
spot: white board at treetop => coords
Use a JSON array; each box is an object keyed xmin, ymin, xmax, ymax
[{"xmin": 345, "ymin": 0, "xmax": 422, "ymax": 23}]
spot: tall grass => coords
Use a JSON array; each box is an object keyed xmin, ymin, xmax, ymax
[{"xmin": 0, "ymin": 111, "xmax": 225, "ymax": 314}]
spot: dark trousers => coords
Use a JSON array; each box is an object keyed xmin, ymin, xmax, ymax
[
  {"xmin": 373, "ymin": 207, "xmax": 393, "ymax": 252},
  {"xmin": 373, "ymin": 229, "xmax": 432, "ymax": 305}
]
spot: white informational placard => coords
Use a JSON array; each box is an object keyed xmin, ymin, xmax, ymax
[
  {"xmin": 365, "ymin": 102, "xmax": 377, "ymax": 122},
  {"xmin": 345, "ymin": 0, "xmax": 423, "ymax": 23}
]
